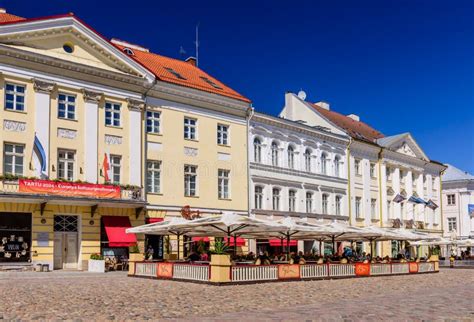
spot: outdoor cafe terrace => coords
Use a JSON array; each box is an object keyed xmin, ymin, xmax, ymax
[{"xmin": 126, "ymin": 213, "xmax": 441, "ymax": 285}]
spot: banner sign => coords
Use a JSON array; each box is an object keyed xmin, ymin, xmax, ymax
[
  {"xmin": 19, "ymin": 179, "xmax": 121, "ymax": 199},
  {"xmin": 468, "ymin": 204, "xmax": 474, "ymax": 217}
]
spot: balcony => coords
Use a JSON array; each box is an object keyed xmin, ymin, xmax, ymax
[{"xmin": 0, "ymin": 178, "xmax": 145, "ymax": 209}]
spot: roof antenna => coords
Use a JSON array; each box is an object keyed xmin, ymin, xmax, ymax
[
  {"xmin": 179, "ymin": 46, "xmax": 187, "ymax": 58},
  {"xmin": 194, "ymin": 22, "xmax": 200, "ymax": 67}
]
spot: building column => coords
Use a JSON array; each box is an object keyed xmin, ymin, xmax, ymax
[
  {"xmin": 127, "ymin": 99, "xmax": 144, "ymax": 186},
  {"xmin": 82, "ymin": 89, "xmax": 102, "ymax": 183},
  {"xmin": 33, "ymin": 78, "xmax": 55, "ymax": 178}
]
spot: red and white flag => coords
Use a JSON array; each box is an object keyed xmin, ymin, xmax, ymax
[{"xmin": 102, "ymin": 152, "xmax": 111, "ymax": 182}]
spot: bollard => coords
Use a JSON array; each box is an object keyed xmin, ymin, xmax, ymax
[{"xmin": 450, "ymin": 256, "xmax": 454, "ymax": 268}]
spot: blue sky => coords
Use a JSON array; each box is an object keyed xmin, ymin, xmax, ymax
[{"xmin": 3, "ymin": 0, "xmax": 474, "ymax": 173}]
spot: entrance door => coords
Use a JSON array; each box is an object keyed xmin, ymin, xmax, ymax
[{"xmin": 53, "ymin": 215, "xmax": 79, "ymax": 270}]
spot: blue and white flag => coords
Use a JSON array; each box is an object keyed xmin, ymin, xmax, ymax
[
  {"xmin": 408, "ymin": 196, "xmax": 427, "ymax": 205},
  {"xmin": 33, "ymin": 134, "xmax": 47, "ymax": 176},
  {"xmin": 426, "ymin": 199, "xmax": 439, "ymax": 210},
  {"xmin": 393, "ymin": 194, "xmax": 406, "ymax": 203}
]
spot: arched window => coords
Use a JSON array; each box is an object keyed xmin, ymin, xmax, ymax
[
  {"xmin": 272, "ymin": 188, "xmax": 280, "ymax": 211},
  {"xmin": 306, "ymin": 191, "xmax": 313, "ymax": 213},
  {"xmin": 254, "ymin": 186, "xmax": 263, "ymax": 209},
  {"xmin": 334, "ymin": 155, "xmax": 341, "ymax": 177},
  {"xmin": 322, "ymin": 193, "xmax": 329, "ymax": 214},
  {"xmin": 335, "ymin": 195, "xmax": 342, "ymax": 216},
  {"xmin": 304, "ymin": 149, "xmax": 312, "ymax": 172},
  {"xmin": 253, "ymin": 138, "xmax": 262, "ymax": 163},
  {"xmin": 271, "ymin": 141, "xmax": 279, "ymax": 167},
  {"xmin": 321, "ymin": 153, "xmax": 328, "ymax": 175},
  {"xmin": 289, "ymin": 190, "xmax": 297, "ymax": 212},
  {"xmin": 287, "ymin": 145, "xmax": 295, "ymax": 169}
]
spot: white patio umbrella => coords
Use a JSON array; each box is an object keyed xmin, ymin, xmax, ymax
[{"xmin": 458, "ymin": 239, "xmax": 474, "ymax": 247}]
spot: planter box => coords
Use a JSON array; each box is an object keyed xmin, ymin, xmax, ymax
[
  {"xmin": 88, "ymin": 259, "xmax": 105, "ymax": 273},
  {"xmin": 128, "ymin": 253, "xmax": 145, "ymax": 275},
  {"xmin": 211, "ymin": 254, "xmax": 231, "ymax": 266}
]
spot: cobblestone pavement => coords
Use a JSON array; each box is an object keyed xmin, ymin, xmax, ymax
[{"xmin": 0, "ymin": 269, "xmax": 473, "ymax": 321}]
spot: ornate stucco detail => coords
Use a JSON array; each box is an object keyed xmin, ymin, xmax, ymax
[
  {"xmin": 32, "ymin": 78, "xmax": 55, "ymax": 94},
  {"xmin": 127, "ymin": 98, "xmax": 145, "ymax": 111},
  {"xmin": 57, "ymin": 128, "xmax": 77, "ymax": 140},
  {"xmin": 105, "ymin": 135, "xmax": 123, "ymax": 145},
  {"xmin": 184, "ymin": 147, "xmax": 198, "ymax": 157},
  {"xmin": 3, "ymin": 120, "xmax": 26, "ymax": 132},
  {"xmin": 82, "ymin": 89, "xmax": 102, "ymax": 103}
]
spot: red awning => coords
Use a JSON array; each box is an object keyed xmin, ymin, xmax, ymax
[
  {"xmin": 146, "ymin": 218, "xmax": 164, "ymax": 224},
  {"xmin": 225, "ymin": 237, "xmax": 246, "ymax": 247},
  {"xmin": 269, "ymin": 239, "xmax": 297, "ymax": 247},
  {"xmin": 103, "ymin": 216, "xmax": 137, "ymax": 247},
  {"xmin": 192, "ymin": 237, "xmax": 210, "ymax": 242}
]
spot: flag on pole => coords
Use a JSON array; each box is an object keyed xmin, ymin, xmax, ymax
[
  {"xmin": 426, "ymin": 199, "xmax": 438, "ymax": 210},
  {"xmin": 102, "ymin": 152, "xmax": 111, "ymax": 182},
  {"xmin": 393, "ymin": 194, "xmax": 406, "ymax": 203},
  {"xmin": 408, "ymin": 196, "xmax": 428, "ymax": 205}
]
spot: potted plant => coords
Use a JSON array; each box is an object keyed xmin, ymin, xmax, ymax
[
  {"xmin": 129, "ymin": 244, "xmax": 144, "ymax": 262},
  {"xmin": 88, "ymin": 253, "xmax": 105, "ymax": 273},
  {"xmin": 429, "ymin": 245, "xmax": 440, "ymax": 261},
  {"xmin": 210, "ymin": 239, "xmax": 231, "ymax": 266}
]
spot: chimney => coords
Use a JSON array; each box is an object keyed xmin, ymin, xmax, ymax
[
  {"xmin": 185, "ymin": 56, "xmax": 197, "ymax": 66},
  {"xmin": 0, "ymin": 8, "xmax": 6, "ymax": 13},
  {"xmin": 316, "ymin": 101, "xmax": 330, "ymax": 110},
  {"xmin": 347, "ymin": 114, "xmax": 360, "ymax": 121}
]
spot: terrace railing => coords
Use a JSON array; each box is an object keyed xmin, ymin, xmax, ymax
[
  {"xmin": 173, "ymin": 263, "xmax": 210, "ymax": 282},
  {"xmin": 135, "ymin": 262, "xmax": 157, "ymax": 277},
  {"xmin": 300, "ymin": 264, "xmax": 328, "ymax": 279},
  {"xmin": 418, "ymin": 262, "xmax": 435, "ymax": 273},
  {"xmin": 329, "ymin": 263, "xmax": 356, "ymax": 277},
  {"xmin": 391, "ymin": 262, "xmax": 410, "ymax": 274},
  {"xmin": 231, "ymin": 265, "xmax": 278, "ymax": 282},
  {"xmin": 370, "ymin": 263, "xmax": 392, "ymax": 275}
]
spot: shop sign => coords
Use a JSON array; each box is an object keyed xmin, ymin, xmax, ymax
[
  {"xmin": 19, "ymin": 179, "xmax": 121, "ymax": 199},
  {"xmin": 157, "ymin": 263, "xmax": 173, "ymax": 278},
  {"xmin": 37, "ymin": 232, "xmax": 49, "ymax": 247},
  {"xmin": 278, "ymin": 264, "xmax": 300, "ymax": 279},
  {"xmin": 355, "ymin": 263, "xmax": 371, "ymax": 276},
  {"xmin": 409, "ymin": 262, "xmax": 419, "ymax": 273}
]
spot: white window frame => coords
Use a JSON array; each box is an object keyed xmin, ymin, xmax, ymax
[
  {"xmin": 184, "ymin": 165, "xmax": 198, "ymax": 197},
  {"xmin": 370, "ymin": 163, "xmax": 376, "ymax": 178},
  {"xmin": 105, "ymin": 102, "xmax": 121, "ymax": 127},
  {"xmin": 271, "ymin": 142, "xmax": 279, "ymax": 167},
  {"xmin": 146, "ymin": 110, "xmax": 161, "ymax": 134},
  {"xmin": 147, "ymin": 160, "xmax": 161, "ymax": 193},
  {"xmin": 217, "ymin": 124, "xmax": 229, "ymax": 145},
  {"xmin": 447, "ymin": 194, "xmax": 456, "ymax": 206},
  {"xmin": 110, "ymin": 155, "xmax": 121, "ymax": 184},
  {"xmin": 355, "ymin": 159, "xmax": 361, "ymax": 176},
  {"xmin": 3, "ymin": 143, "xmax": 24, "ymax": 176},
  {"xmin": 322, "ymin": 194, "xmax": 329, "ymax": 214},
  {"xmin": 447, "ymin": 217, "xmax": 457, "ymax": 232},
  {"xmin": 289, "ymin": 190, "xmax": 296, "ymax": 212},
  {"xmin": 272, "ymin": 188, "xmax": 280, "ymax": 211},
  {"xmin": 58, "ymin": 93, "xmax": 76, "ymax": 120},
  {"xmin": 253, "ymin": 138, "xmax": 262, "ymax": 163},
  {"xmin": 218, "ymin": 169, "xmax": 230, "ymax": 199},
  {"xmin": 334, "ymin": 156, "xmax": 341, "ymax": 177},
  {"xmin": 306, "ymin": 192, "xmax": 313, "ymax": 213},
  {"xmin": 57, "ymin": 149, "xmax": 75, "ymax": 181},
  {"xmin": 321, "ymin": 153, "xmax": 328, "ymax": 175},
  {"xmin": 287, "ymin": 146, "xmax": 295, "ymax": 169},
  {"xmin": 371, "ymin": 198, "xmax": 377, "ymax": 219},
  {"xmin": 335, "ymin": 195, "xmax": 342, "ymax": 216},
  {"xmin": 355, "ymin": 197, "xmax": 362, "ymax": 218},
  {"xmin": 304, "ymin": 149, "xmax": 312, "ymax": 172},
  {"xmin": 254, "ymin": 186, "xmax": 263, "ymax": 209},
  {"xmin": 5, "ymin": 83, "xmax": 25, "ymax": 112},
  {"xmin": 184, "ymin": 117, "xmax": 197, "ymax": 140}
]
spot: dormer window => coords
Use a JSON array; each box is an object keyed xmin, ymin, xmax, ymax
[
  {"xmin": 164, "ymin": 67, "xmax": 186, "ymax": 80},
  {"xmin": 200, "ymin": 76, "xmax": 222, "ymax": 89},
  {"xmin": 123, "ymin": 48, "xmax": 135, "ymax": 56}
]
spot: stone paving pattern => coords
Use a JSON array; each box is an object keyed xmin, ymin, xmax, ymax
[{"xmin": 0, "ymin": 269, "xmax": 473, "ymax": 321}]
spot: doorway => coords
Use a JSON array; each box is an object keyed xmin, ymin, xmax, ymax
[{"xmin": 53, "ymin": 215, "xmax": 79, "ymax": 270}]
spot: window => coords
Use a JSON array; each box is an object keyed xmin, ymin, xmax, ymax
[
  {"xmin": 146, "ymin": 161, "xmax": 161, "ymax": 193},
  {"xmin": 387, "ymin": 201, "xmax": 392, "ymax": 219},
  {"xmin": 321, "ymin": 153, "xmax": 327, "ymax": 175},
  {"xmin": 355, "ymin": 197, "xmax": 362, "ymax": 218},
  {"xmin": 447, "ymin": 194, "xmax": 456, "ymax": 206},
  {"xmin": 334, "ymin": 156, "xmax": 341, "ymax": 177},
  {"xmin": 287, "ymin": 146, "xmax": 295, "ymax": 169},
  {"xmin": 272, "ymin": 188, "xmax": 280, "ymax": 211},
  {"xmin": 370, "ymin": 163, "xmax": 376, "ymax": 178},
  {"xmin": 123, "ymin": 47, "xmax": 134, "ymax": 56},
  {"xmin": 412, "ymin": 173, "xmax": 417, "ymax": 185},
  {"xmin": 57, "ymin": 149, "xmax": 75, "ymax": 181},
  {"xmin": 200, "ymin": 76, "xmax": 222, "ymax": 89},
  {"xmin": 164, "ymin": 67, "xmax": 186, "ymax": 80},
  {"xmin": 335, "ymin": 195, "xmax": 342, "ymax": 216},
  {"xmin": 3, "ymin": 143, "xmax": 24, "ymax": 175},
  {"xmin": 386, "ymin": 167, "xmax": 391, "ymax": 181},
  {"xmin": 253, "ymin": 138, "xmax": 262, "ymax": 163},
  {"xmin": 105, "ymin": 102, "xmax": 121, "ymax": 127},
  {"xmin": 289, "ymin": 190, "xmax": 296, "ymax": 212},
  {"xmin": 271, "ymin": 142, "xmax": 279, "ymax": 167},
  {"xmin": 254, "ymin": 186, "xmax": 263, "ymax": 209},
  {"xmin": 306, "ymin": 192, "xmax": 313, "ymax": 213},
  {"xmin": 354, "ymin": 159, "xmax": 361, "ymax": 175},
  {"xmin": 58, "ymin": 93, "xmax": 76, "ymax": 120},
  {"xmin": 447, "ymin": 218, "xmax": 457, "ymax": 232},
  {"xmin": 322, "ymin": 194, "xmax": 329, "ymax": 214},
  {"xmin": 400, "ymin": 170, "xmax": 405, "ymax": 183},
  {"xmin": 5, "ymin": 83, "xmax": 25, "ymax": 111},
  {"xmin": 432, "ymin": 177, "xmax": 437, "ymax": 189},
  {"xmin": 110, "ymin": 155, "xmax": 121, "ymax": 184},
  {"xmin": 218, "ymin": 169, "xmax": 230, "ymax": 199},
  {"xmin": 304, "ymin": 149, "xmax": 312, "ymax": 172},
  {"xmin": 401, "ymin": 203, "xmax": 405, "ymax": 219},
  {"xmin": 62, "ymin": 43, "xmax": 74, "ymax": 53},
  {"xmin": 184, "ymin": 165, "xmax": 197, "ymax": 197},
  {"xmin": 184, "ymin": 117, "xmax": 197, "ymax": 140},
  {"xmin": 217, "ymin": 124, "xmax": 229, "ymax": 145},
  {"xmin": 146, "ymin": 111, "xmax": 161, "ymax": 133},
  {"xmin": 371, "ymin": 199, "xmax": 377, "ymax": 219}
]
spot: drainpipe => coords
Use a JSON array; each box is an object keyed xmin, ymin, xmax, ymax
[
  {"xmin": 246, "ymin": 106, "xmax": 255, "ymax": 217},
  {"xmin": 377, "ymin": 147, "xmax": 384, "ymax": 257},
  {"xmin": 346, "ymin": 138, "xmax": 353, "ymax": 225}
]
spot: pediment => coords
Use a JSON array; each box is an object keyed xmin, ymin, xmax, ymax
[
  {"xmin": 396, "ymin": 142, "xmax": 417, "ymax": 157},
  {"xmin": 0, "ymin": 16, "xmax": 154, "ymax": 81},
  {"xmin": 379, "ymin": 133, "xmax": 429, "ymax": 161}
]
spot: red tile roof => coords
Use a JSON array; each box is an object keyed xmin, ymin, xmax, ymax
[
  {"xmin": 311, "ymin": 103, "xmax": 384, "ymax": 143},
  {"xmin": 0, "ymin": 12, "xmax": 250, "ymax": 103}
]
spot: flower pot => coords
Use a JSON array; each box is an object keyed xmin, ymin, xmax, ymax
[{"xmin": 88, "ymin": 259, "xmax": 106, "ymax": 273}]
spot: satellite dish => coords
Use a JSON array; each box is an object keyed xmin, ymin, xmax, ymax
[{"xmin": 297, "ymin": 90, "xmax": 307, "ymax": 101}]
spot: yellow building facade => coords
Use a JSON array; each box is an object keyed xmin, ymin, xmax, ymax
[{"xmin": 0, "ymin": 11, "xmax": 251, "ymax": 269}]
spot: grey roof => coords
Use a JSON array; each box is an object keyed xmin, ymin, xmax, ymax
[
  {"xmin": 376, "ymin": 133, "xmax": 410, "ymax": 147},
  {"xmin": 442, "ymin": 164, "xmax": 474, "ymax": 182}
]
